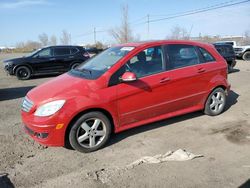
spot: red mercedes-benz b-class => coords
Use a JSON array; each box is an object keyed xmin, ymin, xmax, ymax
[{"xmin": 21, "ymin": 40, "xmax": 230, "ymax": 152}]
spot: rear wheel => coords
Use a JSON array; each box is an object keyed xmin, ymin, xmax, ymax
[
  {"xmin": 15, "ymin": 66, "xmax": 31, "ymax": 80},
  {"xmin": 204, "ymin": 88, "xmax": 226, "ymax": 116},
  {"xmin": 242, "ymin": 51, "xmax": 250, "ymax": 61},
  {"xmin": 71, "ymin": 63, "xmax": 80, "ymax": 70},
  {"xmin": 69, "ymin": 112, "xmax": 111, "ymax": 153},
  {"xmin": 227, "ymin": 62, "xmax": 233, "ymax": 73}
]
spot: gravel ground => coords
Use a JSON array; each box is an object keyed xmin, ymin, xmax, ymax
[{"xmin": 0, "ymin": 53, "xmax": 250, "ymax": 188}]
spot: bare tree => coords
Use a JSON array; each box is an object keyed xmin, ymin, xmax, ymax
[
  {"xmin": 38, "ymin": 33, "xmax": 49, "ymax": 46},
  {"xmin": 242, "ymin": 30, "xmax": 250, "ymax": 45},
  {"xmin": 60, "ymin": 30, "xmax": 71, "ymax": 45},
  {"xmin": 50, "ymin": 35, "xmax": 57, "ymax": 45},
  {"xmin": 167, "ymin": 26, "xmax": 190, "ymax": 40},
  {"xmin": 16, "ymin": 41, "xmax": 41, "ymax": 52},
  {"xmin": 109, "ymin": 4, "xmax": 135, "ymax": 43}
]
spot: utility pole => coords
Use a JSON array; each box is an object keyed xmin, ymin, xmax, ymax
[
  {"xmin": 147, "ymin": 14, "xmax": 150, "ymax": 39},
  {"xmin": 94, "ymin": 27, "xmax": 96, "ymax": 45}
]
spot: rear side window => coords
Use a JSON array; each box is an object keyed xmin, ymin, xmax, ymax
[
  {"xmin": 166, "ymin": 44, "xmax": 199, "ymax": 70},
  {"xmin": 54, "ymin": 47, "xmax": 71, "ymax": 56},
  {"xmin": 199, "ymin": 47, "xmax": 215, "ymax": 62},
  {"xmin": 70, "ymin": 47, "xmax": 79, "ymax": 54}
]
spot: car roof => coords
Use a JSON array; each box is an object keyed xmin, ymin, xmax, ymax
[
  {"xmin": 213, "ymin": 43, "xmax": 233, "ymax": 47},
  {"xmin": 43, "ymin": 45, "xmax": 83, "ymax": 48},
  {"xmin": 115, "ymin": 40, "xmax": 213, "ymax": 48}
]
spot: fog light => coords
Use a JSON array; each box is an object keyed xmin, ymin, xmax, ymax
[{"xmin": 36, "ymin": 133, "xmax": 48, "ymax": 139}]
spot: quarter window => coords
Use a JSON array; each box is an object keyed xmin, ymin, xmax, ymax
[
  {"xmin": 166, "ymin": 44, "xmax": 199, "ymax": 69},
  {"xmin": 54, "ymin": 48, "xmax": 71, "ymax": 56},
  {"xmin": 126, "ymin": 46, "xmax": 164, "ymax": 78},
  {"xmin": 199, "ymin": 47, "xmax": 215, "ymax": 62}
]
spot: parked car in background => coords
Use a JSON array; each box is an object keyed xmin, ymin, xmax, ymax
[
  {"xmin": 21, "ymin": 40, "xmax": 230, "ymax": 153},
  {"xmin": 215, "ymin": 41, "xmax": 250, "ymax": 61},
  {"xmin": 213, "ymin": 43, "xmax": 236, "ymax": 72},
  {"xmin": 3, "ymin": 45, "xmax": 90, "ymax": 80},
  {"xmin": 85, "ymin": 47, "xmax": 104, "ymax": 57}
]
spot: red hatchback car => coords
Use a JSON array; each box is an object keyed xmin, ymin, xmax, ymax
[{"xmin": 21, "ymin": 40, "xmax": 230, "ymax": 152}]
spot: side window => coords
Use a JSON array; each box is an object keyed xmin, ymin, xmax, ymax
[
  {"xmin": 36, "ymin": 48, "xmax": 51, "ymax": 57},
  {"xmin": 70, "ymin": 47, "xmax": 78, "ymax": 54},
  {"xmin": 126, "ymin": 46, "xmax": 164, "ymax": 78},
  {"xmin": 54, "ymin": 47, "xmax": 71, "ymax": 56},
  {"xmin": 199, "ymin": 47, "xmax": 215, "ymax": 63},
  {"xmin": 166, "ymin": 44, "xmax": 199, "ymax": 70}
]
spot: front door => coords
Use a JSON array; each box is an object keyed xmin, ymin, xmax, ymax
[
  {"xmin": 116, "ymin": 46, "xmax": 174, "ymax": 126},
  {"xmin": 31, "ymin": 47, "xmax": 56, "ymax": 73}
]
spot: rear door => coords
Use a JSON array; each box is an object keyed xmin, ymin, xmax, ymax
[
  {"xmin": 53, "ymin": 47, "xmax": 72, "ymax": 71},
  {"xmin": 163, "ymin": 44, "xmax": 205, "ymax": 111},
  {"xmin": 194, "ymin": 46, "xmax": 219, "ymax": 101}
]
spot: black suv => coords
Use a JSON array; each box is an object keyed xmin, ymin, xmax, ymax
[
  {"xmin": 213, "ymin": 43, "xmax": 236, "ymax": 72},
  {"xmin": 3, "ymin": 45, "xmax": 90, "ymax": 80}
]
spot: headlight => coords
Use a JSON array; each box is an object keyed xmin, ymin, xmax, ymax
[
  {"xmin": 34, "ymin": 100, "xmax": 66, "ymax": 117},
  {"xmin": 3, "ymin": 61, "xmax": 13, "ymax": 65}
]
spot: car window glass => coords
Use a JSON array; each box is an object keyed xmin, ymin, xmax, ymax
[
  {"xmin": 166, "ymin": 44, "xmax": 199, "ymax": 69},
  {"xmin": 37, "ymin": 48, "xmax": 51, "ymax": 57},
  {"xmin": 125, "ymin": 46, "xmax": 164, "ymax": 78},
  {"xmin": 71, "ymin": 48, "xmax": 78, "ymax": 54},
  {"xmin": 54, "ymin": 48, "xmax": 71, "ymax": 56},
  {"xmin": 199, "ymin": 47, "xmax": 215, "ymax": 62}
]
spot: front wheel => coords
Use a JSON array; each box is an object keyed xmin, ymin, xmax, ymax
[
  {"xmin": 242, "ymin": 51, "xmax": 250, "ymax": 61},
  {"xmin": 204, "ymin": 88, "xmax": 226, "ymax": 116},
  {"xmin": 15, "ymin": 66, "xmax": 31, "ymax": 80},
  {"xmin": 69, "ymin": 112, "xmax": 111, "ymax": 153}
]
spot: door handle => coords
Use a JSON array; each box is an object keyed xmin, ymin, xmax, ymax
[
  {"xmin": 160, "ymin": 77, "xmax": 171, "ymax": 83},
  {"xmin": 49, "ymin": 58, "xmax": 56, "ymax": 61},
  {"xmin": 197, "ymin": 67, "xmax": 206, "ymax": 73}
]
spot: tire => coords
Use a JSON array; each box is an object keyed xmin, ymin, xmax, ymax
[
  {"xmin": 69, "ymin": 112, "xmax": 111, "ymax": 153},
  {"xmin": 71, "ymin": 63, "xmax": 80, "ymax": 70},
  {"xmin": 204, "ymin": 88, "xmax": 226, "ymax": 116},
  {"xmin": 242, "ymin": 51, "xmax": 250, "ymax": 61},
  {"xmin": 227, "ymin": 63, "xmax": 233, "ymax": 73},
  {"xmin": 15, "ymin": 66, "xmax": 31, "ymax": 80}
]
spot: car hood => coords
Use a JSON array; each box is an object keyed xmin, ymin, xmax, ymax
[
  {"xmin": 27, "ymin": 73, "xmax": 98, "ymax": 105},
  {"xmin": 235, "ymin": 45, "xmax": 250, "ymax": 49},
  {"xmin": 3, "ymin": 57, "xmax": 28, "ymax": 63}
]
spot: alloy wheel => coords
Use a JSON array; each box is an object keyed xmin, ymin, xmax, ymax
[
  {"xmin": 76, "ymin": 118, "xmax": 106, "ymax": 148},
  {"xmin": 209, "ymin": 91, "xmax": 225, "ymax": 113}
]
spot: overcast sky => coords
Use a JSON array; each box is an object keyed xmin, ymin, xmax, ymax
[{"xmin": 0, "ymin": 0, "xmax": 250, "ymax": 46}]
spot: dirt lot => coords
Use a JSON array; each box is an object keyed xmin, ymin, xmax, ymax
[{"xmin": 0, "ymin": 53, "xmax": 250, "ymax": 188}]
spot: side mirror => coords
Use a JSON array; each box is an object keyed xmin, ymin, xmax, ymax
[{"xmin": 120, "ymin": 72, "xmax": 137, "ymax": 82}]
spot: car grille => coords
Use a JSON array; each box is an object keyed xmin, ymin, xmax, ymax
[
  {"xmin": 234, "ymin": 48, "xmax": 243, "ymax": 52},
  {"xmin": 21, "ymin": 97, "xmax": 34, "ymax": 112}
]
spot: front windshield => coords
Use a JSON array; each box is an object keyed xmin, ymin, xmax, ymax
[
  {"xmin": 25, "ymin": 49, "xmax": 41, "ymax": 57},
  {"xmin": 71, "ymin": 46, "xmax": 135, "ymax": 79}
]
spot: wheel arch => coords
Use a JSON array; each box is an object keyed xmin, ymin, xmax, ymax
[
  {"xmin": 64, "ymin": 107, "xmax": 115, "ymax": 148},
  {"xmin": 13, "ymin": 64, "xmax": 34, "ymax": 74}
]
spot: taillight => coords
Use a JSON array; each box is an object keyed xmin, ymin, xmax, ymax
[{"xmin": 83, "ymin": 52, "xmax": 90, "ymax": 58}]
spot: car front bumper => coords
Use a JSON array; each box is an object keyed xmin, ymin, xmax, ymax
[
  {"xmin": 3, "ymin": 63, "xmax": 14, "ymax": 75},
  {"xmin": 21, "ymin": 111, "xmax": 67, "ymax": 147}
]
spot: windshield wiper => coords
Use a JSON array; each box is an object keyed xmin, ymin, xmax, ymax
[{"xmin": 75, "ymin": 68, "xmax": 92, "ymax": 76}]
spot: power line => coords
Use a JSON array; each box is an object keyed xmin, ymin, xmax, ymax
[
  {"xmin": 73, "ymin": 0, "xmax": 250, "ymax": 42},
  {"xmin": 149, "ymin": 0, "xmax": 238, "ymax": 18},
  {"xmin": 148, "ymin": 0, "xmax": 250, "ymax": 23}
]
